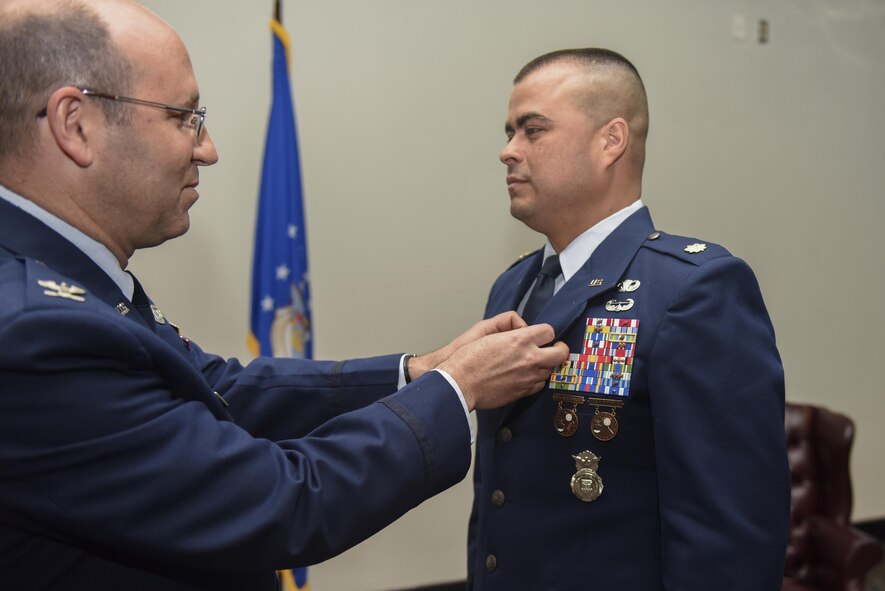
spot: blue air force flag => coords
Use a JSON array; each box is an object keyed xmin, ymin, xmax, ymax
[{"xmin": 249, "ymin": 18, "xmax": 312, "ymax": 361}]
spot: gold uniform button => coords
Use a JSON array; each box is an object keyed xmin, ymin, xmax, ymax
[
  {"xmin": 496, "ymin": 427, "xmax": 512, "ymax": 443},
  {"xmin": 491, "ymin": 490, "xmax": 506, "ymax": 508},
  {"xmin": 485, "ymin": 554, "xmax": 498, "ymax": 572}
]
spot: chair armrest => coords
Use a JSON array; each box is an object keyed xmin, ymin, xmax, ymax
[{"xmin": 809, "ymin": 517, "xmax": 884, "ymax": 580}]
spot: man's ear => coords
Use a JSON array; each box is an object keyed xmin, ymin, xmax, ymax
[
  {"xmin": 44, "ymin": 87, "xmax": 96, "ymax": 168},
  {"xmin": 600, "ymin": 117, "xmax": 629, "ymax": 168}
]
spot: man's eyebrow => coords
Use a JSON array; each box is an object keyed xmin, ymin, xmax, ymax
[{"xmin": 505, "ymin": 112, "xmax": 552, "ymax": 133}]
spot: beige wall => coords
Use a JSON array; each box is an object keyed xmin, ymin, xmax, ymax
[{"xmin": 135, "ymin": 1, "xmax": 885, "ymax": 589}]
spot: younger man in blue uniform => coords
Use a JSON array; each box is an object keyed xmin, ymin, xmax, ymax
[{"xmin": 468, "ymin": 48, "xmax": 790, "ymax": 590}]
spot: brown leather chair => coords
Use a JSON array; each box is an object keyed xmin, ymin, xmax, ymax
[{"xmin": 783, "ymin": 402, "xmax": 883, "ymax": 591}]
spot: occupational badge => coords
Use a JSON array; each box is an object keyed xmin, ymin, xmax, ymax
[
  {"xmin": 617, "ymin": 279, "xmax": 641, "ymax": 293},
  {"xmin": 150, "ymin": 304, "xmax": 167, "ymax": 325},
  {"xmin": 571, "ymin": 450, "xmax": 604, "ymax": 502},
  {"xmin": 605, "ymin": 298, "xmax": 634, "ymax": 312}
]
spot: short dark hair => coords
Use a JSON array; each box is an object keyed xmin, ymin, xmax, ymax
[
  {"xmin": 514, "ymin": 48, "xmax": 650, "ymax": 170},
  {"xmin": 0, "ymin": 1, "xmax": 132, "ymax": 158},
  {"xmin": 514, "ymin": 48, "xmax": 643, "ymax": 86}
]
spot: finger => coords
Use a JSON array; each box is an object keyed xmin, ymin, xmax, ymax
[
  {"xmin": 536, "ymin": 341, "xmax": 570, "ymax": 367},
  {"xmin": 506, "ymin": 311, "xmax": 528, "ymax": 330},
  {"xmin": 521, "ymin": 322, "xmax": 556, "ymax": 345},
  {"xmin": 551, "ymin": 340, "xmax": 570, "ymax": 359},
  {"xmin": 488, "ymin": 311, "xmax": 526, "ymax": 333}
]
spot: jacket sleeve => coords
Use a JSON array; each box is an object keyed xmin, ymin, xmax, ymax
[
  {"xmin": 192, "ymin": 339, "xmax": 405, "ymax": 441},
  {"xmin": 648, "ymin": 256, "xmax": 791, "ymax": 590},
  {"xmin": 0, "ymin": 307, "xmax": 471, "ymax": 572}
]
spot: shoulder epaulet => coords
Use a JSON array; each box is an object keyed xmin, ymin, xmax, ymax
[
  {"xmin": 507, "ymin": 249, "xmax": 541, "ymax": 270},
  {"xmin": 641, "ymin": 230, "xmax": 730, "ymax": 264}
]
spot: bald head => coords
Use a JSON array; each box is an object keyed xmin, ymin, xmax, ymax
[
  {"xmin": 0, "ymin": 0, "xmax": 182, "ymax": 160},
  {"xmin": 515, "ymin": 48, "xmax": 649, "ymax": 171}
]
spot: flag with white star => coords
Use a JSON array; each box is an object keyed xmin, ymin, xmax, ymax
[{"xmin": 248, "ymin": 16, "xmax": 312, "ymax": 367}]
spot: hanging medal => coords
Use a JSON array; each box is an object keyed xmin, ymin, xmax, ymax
[
  {"xmin": 552, "ymin": 394, "xmax": 584, "ymax": 437},
  {"xmin": 586, "ymin": 396, "xmax": 624, "ymax": 442}
]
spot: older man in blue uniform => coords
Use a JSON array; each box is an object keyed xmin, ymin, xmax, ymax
[
  {"xmin": 467, "ymin": 49, "xmax": 790, "ymax": 590},
  {"xmin": 0, "ymin": 1, "xmax": 569, "ymax": 589}
]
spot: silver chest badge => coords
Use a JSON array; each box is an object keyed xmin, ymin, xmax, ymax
[
  {"xmin": 617, "ymin": 279, "xmax": 641, "ymax": 293},
  {"xmin": 605, "ymin": 298, "xmax": 634, "ymax": 312},
  {"xmin": 571, "ymin": 450, "xmax": 604, "ymax": 502}
]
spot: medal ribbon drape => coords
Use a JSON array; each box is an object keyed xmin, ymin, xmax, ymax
[
  {"xmin": 522, "ymin": 254, "xmax": 561, "ymax": 323},
  {"xmin": 247, "ymin": 4, "xmax": 312, "ymax": 590}
]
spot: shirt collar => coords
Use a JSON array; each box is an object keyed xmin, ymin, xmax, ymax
[
  {"xmin": 0, "ymin": 184, "xmax": 134, "ymax": 300},
  {"xmin": 543, "ymin": 199, "xmax": 644, "ymax": 282}
]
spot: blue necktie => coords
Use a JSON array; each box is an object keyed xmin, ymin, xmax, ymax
[{"xmin": 522, "ymin": 254, "xmax": 561, "ymax": 323}]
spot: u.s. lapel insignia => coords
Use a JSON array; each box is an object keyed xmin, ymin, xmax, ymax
[
  {"xmin": 115, "ymin": 302, "xmax": 131, "ymax": 316},
  {"xmin": 150, "ymin": 304, "xmax": 167, "ymax": 325},
  {"xmin": 38, "ymin": 280, "xmax": 86, "ymax": 302},
  {"xmin": 617, "ymin": 279, "xmax": 640, "ymax": 293},
  {"xmin": 605, "ymin": 298, "xmax": 634, "ymax": 312},
  {"xmin": 589, "ymin": 278, "xmax": 604, "ymax": 287},
  {"xmin": 684, "ymin": 243, "xmax": 707, "ymax": 254}
]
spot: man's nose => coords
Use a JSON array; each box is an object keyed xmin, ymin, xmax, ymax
[{"xmin": 195, "ymin": 127, "xmax": 219, "ymax": 166}]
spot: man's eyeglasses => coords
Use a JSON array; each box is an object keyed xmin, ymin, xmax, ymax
[{"xmin": 37, "ymin": 88, "xmax": 207, "ymax": 137}]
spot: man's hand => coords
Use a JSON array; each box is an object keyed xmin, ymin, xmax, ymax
[
  {"xmin": 438, "ymin": 324, "xmax": 569, "ymax": 411},
  {"xmin": 407, "ymin": 312, "xmax": 528, "ymax": 380}
]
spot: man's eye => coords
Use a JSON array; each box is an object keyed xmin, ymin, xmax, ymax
[{"xmin": 525, "ymin": 127, "xmax": 542, "ymax": 137}]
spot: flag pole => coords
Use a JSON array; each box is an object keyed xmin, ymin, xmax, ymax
[{"xmin": 274, "ymin": 0, "xmax": 281, "ymax": 23}]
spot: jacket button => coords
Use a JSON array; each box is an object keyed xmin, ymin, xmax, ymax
[
  {"xmin": 491, "ymin": 490, "xmax": 506, "ymax": 507},
  {"xmin": 485, "ymin": 554, "xmax": 498, "ymax": 572},
  {"xmin": 496, "ymin": 427, "xmax": 512, "ymax": 443}
]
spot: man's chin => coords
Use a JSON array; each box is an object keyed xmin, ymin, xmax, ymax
[
  {"xmin": 509, "ymin": 199, "xmax": 532, "ymax": 223},
  {"xmin": 142, "ymin": 217, "xmax": 190, "ymax": 250}
]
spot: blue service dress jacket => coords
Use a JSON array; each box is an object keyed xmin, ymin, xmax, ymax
[
  {"xmin": 468, "ymin": 206, "xmax": 790, "ymax": 590},
  {"xmin": 0, "ymin": 197, "xmax": 471, "ymax": 590}
]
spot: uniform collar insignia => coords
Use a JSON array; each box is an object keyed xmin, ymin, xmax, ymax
[{"xmin": 38, "ymin": 279, "xmax": 86, "ymax": 302}]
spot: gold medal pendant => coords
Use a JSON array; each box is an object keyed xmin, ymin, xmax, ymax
[
  {"xmin": 586, "ymin": 397, "xmax": 624, "ymax": 442},
  {"xmin": 570, "ymin": 450, "xmax": 603, "ymax": 502},
  {"xmin": 590, "ymin": 411, "xmax": 619, "ymax": 441},
  {"xmin": 554, "ymin": 402, "xmax": 578, "ymax": 436},
  {"xmin": 553, "ymin": 394, "xmax": 584, "ymax": 437}
]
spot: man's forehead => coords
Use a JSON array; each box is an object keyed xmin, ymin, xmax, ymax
[{"xmin": 508, "ymin": 65, "xmax": 600, "ymax": 116}]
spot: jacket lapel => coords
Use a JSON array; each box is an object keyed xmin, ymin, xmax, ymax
[{"xmin": 534, "ymin": 207, "xmax": 655, "ymax": 338}]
